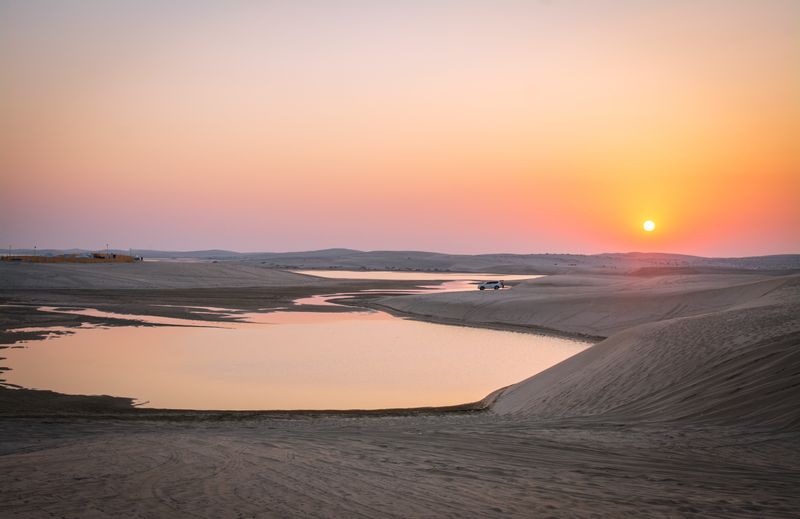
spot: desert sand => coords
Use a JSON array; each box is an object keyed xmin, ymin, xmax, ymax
[
  {"xmin": 1, "ymin": 258, "xmax": 799, "ymax": 517},
  {"xmin": 379, "ymin": 271, "xmax": 797, "ymax": 334},
  {"xmin": 0, "ymin": 261, "xmax": 320, "ymax": 289}
]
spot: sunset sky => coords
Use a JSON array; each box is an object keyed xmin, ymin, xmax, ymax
[{"xmin": 1, "ymin": 0, "xmax": 798, "ymax": 256}]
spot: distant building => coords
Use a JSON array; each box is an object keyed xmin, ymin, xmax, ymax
[{"xmin": 1, "ymin": 252, "xmax": 141, "ymax": 264}]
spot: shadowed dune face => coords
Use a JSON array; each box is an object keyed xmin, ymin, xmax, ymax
[{"xmin": 491, "ymin": 275, "xmax": 800, "ymax": 428}]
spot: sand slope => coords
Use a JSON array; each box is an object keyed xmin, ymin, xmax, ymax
[
  {"xmin": 382, "ymin": 273, "xmax": 794, "ymax": 336},
  {"xmin": 492, "ymin": 302, "xmax": 800, "ymax": 426},
  {"xmin": 490, "ymin": 275, "xmax": 800, "ymax": 428},
  {"xmin": 383, "ymin": 273, "xmax": 800, "ymax": 429},
  {"xmin": 3, "ymin": 414, "xmax": 799, "ymax": 519},
  {"xmin": 0, "ymin": 262, "xmax": 317, "ymax": 289}
]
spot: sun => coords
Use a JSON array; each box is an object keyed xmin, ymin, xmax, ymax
[{"xmin": 643, "ymin": 220, "xmax": 656, "ymax": 232}]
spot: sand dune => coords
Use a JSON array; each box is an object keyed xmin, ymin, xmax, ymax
[
  {"xmin": 0, "ymin": 262, "xmax": 317, "ymax": 289},
  {"xmin": 381, "ymin": 272, "xmax": 795, "ymax": 337},
  {"xmin": 491, "ymin": 298, "xmax": 800, "ymax": 427},
  {"xmin": 385, "ymin": 273, "xmax": 800, "ymax": 428},
  {"xmin": 17, "ymin": 248, "xmax": 799, "ymax": 274},
  {"xmin": 488, "ymin": 275, "xmax": 800, "ymax": 427},
  {"xmin": 238, "ymin": 250, "xmax": 800, "ymax": 274}
]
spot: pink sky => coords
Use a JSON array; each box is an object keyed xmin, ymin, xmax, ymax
[{"xmin": 1, "ymin": 1, "xmax": 798, "ymax": 255}]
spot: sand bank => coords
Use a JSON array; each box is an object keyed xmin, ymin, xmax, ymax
[
  {"xmin": 0, "ymin": 261, "xmax": 320, "ymax": 289},
  {"xmin": 380, "ymin": 272, "xmax": 794, "ymax": 336},
  {"xmin": 383, "ymin": 272, "xmax": 800, "ymax": 428}
]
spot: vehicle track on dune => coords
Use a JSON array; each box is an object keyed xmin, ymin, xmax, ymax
[{"xmin": 2, "ymin": 417, "xmax": 799, "ymax": 518}]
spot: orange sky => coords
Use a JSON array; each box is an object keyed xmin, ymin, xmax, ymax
[{"xmin": 1, "ymin": 1, "xmax": 798, "ymax": 255}]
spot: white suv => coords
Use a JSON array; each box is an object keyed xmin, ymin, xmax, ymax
[{"xmin": 478, "ymin": 280, "xmax": 504, "ymax": 290}]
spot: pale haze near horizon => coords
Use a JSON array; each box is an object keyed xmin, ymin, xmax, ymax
[{"xmin": 1, "ymin": 1, "xmax": 798, "ymax": 256}]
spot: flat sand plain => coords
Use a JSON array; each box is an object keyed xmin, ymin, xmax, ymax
[{"xmin": 1, "ymin": 260, "xmax": 799, "ymax": 518}]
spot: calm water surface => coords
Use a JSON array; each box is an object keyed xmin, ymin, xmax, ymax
[
  {"xmin": 294, "ymin": 270, "xmax": 542, "ymax": 281},
  {"xmin": 4, "ymin": 274, "xmax": 589, "ymax": 410}
]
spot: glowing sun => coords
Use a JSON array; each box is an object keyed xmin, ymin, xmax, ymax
[{"xmin": 643, "ymin": 220, "xmax": 656, "ymax": 232}]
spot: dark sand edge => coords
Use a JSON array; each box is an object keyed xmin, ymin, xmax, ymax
[
  {"xmin": 337, "ymin": 295, "xmax": 605, "ymax": 343},
  {"xmin": 0, "ymin": 386, "xmax": 492, "ymax": 420}
]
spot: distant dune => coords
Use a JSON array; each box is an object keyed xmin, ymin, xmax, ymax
[
  {"xmin": 0, "ymin": 262, "xmax": 317, "ymax": 289},
  {"xmin": 8, "ymin": 248, "xmax": 800, "ymax": 274}
]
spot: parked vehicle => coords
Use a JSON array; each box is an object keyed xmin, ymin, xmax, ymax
[{"xmin": 478, "ymin": 280, "xmax": 504, "ymax": 290}]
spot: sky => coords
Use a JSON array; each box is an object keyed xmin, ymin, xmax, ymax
[{"xmin": 1, "ymin": 0, "xmax": 798, "ymax": 256}]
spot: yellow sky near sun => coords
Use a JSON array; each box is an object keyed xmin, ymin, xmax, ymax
[{"xmin": 0, "ymin": 1, "xmax": 798, "ymax": 253}]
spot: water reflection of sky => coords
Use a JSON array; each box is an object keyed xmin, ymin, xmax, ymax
[
  {"xmin": 293, "ymin": 270, "xmax": 542, "ymax": 281},
  {"xmin": 4, "ymin": 312, "xmax": 588, "ymax": 410},
  {"xmin": 3, "ymin": 272, "xmax": 590, "ymax": 411}
]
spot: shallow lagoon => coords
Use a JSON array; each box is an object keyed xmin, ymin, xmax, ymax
[{"xmin": 4, "ymin": 273, "xmax": 589, "ymax": 410}]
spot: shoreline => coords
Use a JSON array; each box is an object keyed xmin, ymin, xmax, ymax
[
  {"xmin": 341, "ymin": 296, "xmax": 605, "ymax": 343},
  {"xmin": 1, "ymin": 279, "xmax": 556, "ymax": 417},
  {"xmin": 3, "ymin": 270, "xmax": 795, "ymax": 417}
]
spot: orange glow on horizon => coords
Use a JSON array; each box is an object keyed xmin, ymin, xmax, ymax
[{"xmin": 0, "ymin": 1, "xmax": 797, "ymax": 255}]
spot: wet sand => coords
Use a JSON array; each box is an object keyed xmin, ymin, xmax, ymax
[{"xmin": 1, "ymin": 261, "xmax": 799, "ymax": 517}]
